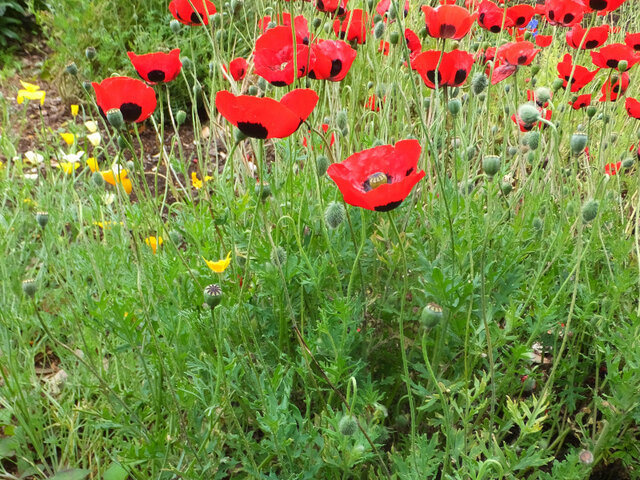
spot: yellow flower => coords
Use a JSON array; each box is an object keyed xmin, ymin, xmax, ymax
[
  {"xmin": 87, "ymin": 132, "xmax": 101, "ymax": 147},
  {"xmin": 60, "ymin": 133, "xmax": 75, "ymax": 145},
  {"xmin": 101, "ymin": 166, "xmax": 132, "ymax": 194},
  {"xmin": 59, "ymin": 162, "xmax": 80, "ymax": 174},
  {"xmin": 85, "ymin": 121, "xmax": 98, "ymax": 133},
  {"xmin": 204, "ymin": 251, "xmax": 232, "ymax": 273},
  {"xmin": 93, "ymin": 221, "xmax": 123, "ymax": 229},
  {"xmin": 20, "ymin": 80, "xmax": 40, "ymax": 92},
  {"xmin": 145, "ymin": 236, "xmax": 163, "ymax": 254},
  {"xmin": 87, "ymin": 157, "xmax": 99, "ymax": 172},
  {"xmin": 70, "ymin": 105, "xmax": 79, "ymax": 117},
  {"xmin": 17, "ymin": 81, "xmax": 45, "ymax": 105},
  {"xmin": 191, "ymin": 171, "xmax": 212, "ymax": 189}
]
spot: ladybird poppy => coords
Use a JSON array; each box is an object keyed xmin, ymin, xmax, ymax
[
  {"xmin": 254, "ymin": 26, "xmax": 313, "ymax": 86},
  {"xmin": 316, "ymin": 0, "xmax": 348, "ymax": 16},
  {"xmin": 599, "ymin": 72, "xmax": 629, "ymax": 101},
  {"xmin": 507, "ymin": 4, "xmax": 535, "ymax": 28},
  {"xmin": 379, "ymin": 40, "xmax": 390, "ymax": 56},
  {"xmin": 569, "ymin": 93, "xmax": 592, "ymax": 109},
  {"xmin": 127, "ymin": 49, "xmax": 182, "ymax": 84},
  {"xmin": 566, "ymin": 24, "xmax": 609, "ymax": 50},
  {"xmin": 584, "ymin": 0, "xmax": 627, "ymax": 13},
  {"xmin": 92, "ymin": 76, "xmax": 157, "ymax": 123},
  {"xmin": 405, "ymin": 28, "xmax": 422, "ymax": 56},
  {"xmin": 625, "ymin": 32, "xmax": 640, "ymax": 51},
  {"xmin": 557, "ymin": 54, "xmax": 599, "ymax": 92},
  {"xmin": 543, "ymin": 0, "xmax": 585, "ymax": 27},
  {"xmin": 376, "ymin": 0, "xmax": 409, "ymax": 18},
  {"xmin": 327, "ymin": 139, "xmax": 426, "ymax": 212},
  {"xmin": 308, "ymin": 39, "xmax": 357, "ymax": 81},
  {"xmin": 535, "ymin": 35, "xmax": 553, "ymax": 47},
  {"xmin": 478, "ymin": 0, "xmax": 513, "ymax": 33},
  {"xmin": 412, "ymin": 49, "xmax": 474, "ymax": 89},
  {"xmin": 604, "ymin": 162, "xmax": 622, "ymax": 175},
  {"xmin": 421, "ymin": 4, "xmax": 477, "ymax": 40},
  {"xmin": 229, "ymin": 57, "xmax": 248, "ymax": 81},
  {"xmin": 591, "ymin": 43, "xmax": 640, "ymax": 70},
  {"xmin": 333, "ymin": 9, "xmax": 369, "ymax": 43},
  {"xmin": 215, "ymin": 89, "xmax": 318, "ymax": 139},
  {"xmin": 625, "ymin": 97, "xmax": 640, "ymax": 119},
  {"xmin": 169, "ymin": 0, "xmax": 216, "ymax": 26},
  {"xmin": 490, "ymin": 41, "xmax": 540, "ymax": 83}
]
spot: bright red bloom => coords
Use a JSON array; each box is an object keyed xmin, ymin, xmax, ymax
[
  {"xmin": 405, "ymin": 28, "xmax": 422, "ymax": 57},
  {"xmin": 316, "ymin": 0, "xmax": 348, "ymax": 16},
  {"xmin": 591, "ymin": 43, "xmax": 640, "ymax": 70},
  {"xmin": 229, "ymin": 57, "xmax": 248, "ymax": 81},
  {"xmin": 421, "ymin": 5, "xmax": 477, "ymax": 40},
  {"xmin": 625, "ymin": 32, "xmax": 640, "ymax": 51},
  {"xmin": 599, "ymin": 72, "xmax": 629, "ymax": 101},
  {"xmin": 215, "ymin": 89, "xmax": 318, "ymax": 139},
  {"xmin": 127, "ymin": 49, "xmax": 182, "ymax": 84},
  {"xmin": 412, "ymin": 49, "xmax": 475, "ymax": 89},
  {"xmin": 625, "ymin": 97, "xmax": 640, "ymax": 119},
  {"xmin": 507, "ymin": 4, "xmax": 535, "ymax": 28},
  {"xmin": 490, "ymin": 41, "xmax": 540, "ymax": 83},
  {"xmin": 327, "ymin": 139, "xmax": 425, "ymax": 211},
  {"xmin": 307, "ymin": 39, "xmax": 357, "ymax": 81},
  {"xmin": 478, "ymin": 0, "xmax": 513, "ymax": 33},
  {"xmin": 254, "ymin": 26, "xmax": 313, "ymax": 86},
  {"xmin": 569, "ymin": 93, "xmax": 591, "ymax": 109},
  {"xmin": 557, "ymin": 54, "xmax": 599, "ymax": 92},
  {"xmin": 604, "ymin": 162, "xmax": 622, "ymax": 175},
  {"xmin": 92, "ymin": 76, "xmax": 157, "ymax": 123},
  {"xmin": 566, "ymin": 24, "xmax": 609, "ymax": 50},
  {"xmin": 365, "ymin": 94, "xmax": 384, "ymax": 111},
  {"xmin": 535, "ymin": 35, "xmax": 553, "ymax": 47},
  {"xmin": 583, "ymin": 0, "xmax": 627, "ymax": 14},
  {"xmin": 379, "ymin": 40, "xmax": 390, "ymax": 56},
  {"xmin": 544, "ymin": 0, "xmax": 585, "ymax": 27},
  {"xmin": 169, "ymin": 0, "xmax": 216, "ymax": 26},
  {"xmin": 333, "ymin": 9, "xmax": 369, "ymax": 43},
  {"xmin": 376, "ymin": 0, "xmax": 409, "ymax": 17}
]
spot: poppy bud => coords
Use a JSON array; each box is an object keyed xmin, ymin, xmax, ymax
[
  {"xmin": 579, "ymin": 450, "xmax": 594, "ymax": 465},
  {"xmin": 323, "ymin": 21, "xmax": 332, "ymax": 34},
  {"xmin": 508, "ymin": 146, "xmax": 517, "ymax": 157},
  {"xmin": 582, "ymin": 200, "xmax": 598, "ymax": 223},
  {"xmin": 215, "ymin": 29, "xmax": 227, "ymax": 43},
  {"xmin": 255, "ymin": 181, "xmax": 271, "ymax": 200},
  {"xmin": 448, "ymin": 99, "xmax": 461, "ymax": 116},
  {"xmin": 22, "ymin": 279, "xmax": 37, "ymax": 297},
  {"xmin": 374, "ymin": 21, "xmax": 385, "ymax": 39},
  {"xmin": 471, "ymin": 73, "xmax": 488, "ymax": 95},
  {"xmin": 65, "ymin": 63, "xmax": 78, "ymax": 76},
  {"xmin": 337, "ymin": 110, "xmax": 348, "ymax": 130},
  {"xmin": 623, "ymin": 157, "xmax": 634, "ymax": 169},
  {"xmin": 482, "ymin": 156, "xmax": 501, "ymax": 178},
  {"xmin": 420, "ymin": 303, "xmax": 443, "ymax": 328},
  {"xmin": 466, "ymin": 146, "xmax": 477, "ymax": 160},
  {"xmin": 312, "ymin": 17, "xmax": 321, "ymax": 29},
  {"xmin": 388, "ymin": 2, "xmax": 397, "ymax": 19},
  {"xmin": 82, "ymin": 81, "xmax": 92, "ymax": 91},
  {"xmin": 270, "ymin": 246, "xmax": 287, "ymax": 267},
  {"xmin": 230, "ymin": 0, "xmax": 242, "ymax": 14},
  {"xmin": 36, "ymin": 211, "xmax": 49, "ymax": 228},
  {"xmin": 233, "ymin": 128, "xmax": 247, "ymax": 143},
  {"xmin": 419, "ymin": 27, "xmax": 428, "ymax": 39},
  {"xmin": 423, "ymin": 97, "xmax": 431, "ymax": 109},
  {"xmin": 316, "ymin": 155, "xmax": 330, "ymax": 176},
  {"xmin": 325, "ymin": 201, "xmax": 346, "ymax": 229},
  {"xmin": 586, "ymin": 106, "xmax": 597, "ymax": 118},
  {"xmin": 176, "ymin": 110, "xmax": 187, "ymax": 126},
  {"xmin": 504, "ymin": 85, "xmax": 511, "ymax": 93},
  {"xmin": 618, "ymin": 60, "xmax": 628, "ymax": 72},
  {"xmin": 500, "ymin": 182, "xmax": 512, "ymax": 195},
  {"xmin": 535, "ymin": 87, "xmax": 551, "ymax": 105},
  {"xmin": 92, "ymin": 171, "xmax": 105, "ymax": 187},
  {"xmin": 551, "ymin": 78, "xmax": 564, "ymax": 91},
  {"xmin": 338, "ymin": 415, "xmax": 358, "ymax": 436},
  {"xmin": 248, "ymin": 85, "xmax": 259, "ymax": 96},
  {"xmin": 524, "ymin": 131, "xmax": 540, "ymax": 151},
  {"xmin": 181, "ymin": 56, "xmax": 192, "ymax": 71},
  {"xmin": 204, "ymin": 283, "xmax": 223, "ymax": 308},
  {"xmin": 524, "ymin": 31, "xmax": 533, "ymax": 41},
  {"xmin": 531, "ymin": 65, "xmax": 540, "ymax": 76},
  {"xmin": 518, "ymin": 104, "xmax": 541, "ymax": 125},
  {"xmin": 107, "ymin": 109, "xmax": 124, "ymax": 129},
  {"xmin": 117, "ymin": 135, "xmax": 127, "ymax": 149},
  {"xmin": 193, "ymin": 82, "xmax": 202, "ymax": 97},
  {"xmin": 532, "ymin": 217, "xmax": 543, "ymax": 231},
  {"xmin": 570, "ymin": 132, "xmax": 588, "ymax": 155},
  {"xmin": 170, "ymin": 19, "xmax": 181, "ymax": 33},
  {"xmin": 389, "ymin": 31, "xmax": 400, "ymax": 44}
]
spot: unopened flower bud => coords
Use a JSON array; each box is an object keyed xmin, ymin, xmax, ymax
[
  {"xmin": 570, "ymin": 132, "xmax": 588, "ymax": 155},
  {"xmin": 106, "ymin": 109, "xmax": 124, "ymax": 129},
  {"xmin": 22, "ymin": 279, "xmax": 37, "ymax": 297},
  {"xmin": 448, "ymin": 98, "xmax": 461, "ymax": 115},
  {"xmin": 471, "ymin": 73, "xmax": 488, "ymax": 95},
  {"xmin": 482, "ymin": 155, "xmax": 501, "ymax": 178},
  {"xmin": 582, "ymin": 200, "xmax": 598, "ymax": 223},
  {"xmin": 338, "ymin": 415, "xmax": 358, "ymax": 436},
  {"xmin": 170, "ymin": 19, "xmax": 181, "ymax": 33},
  {"xmin": 325, "ymin": 201, "xmax": 346, "ymax": 229},
  {"xmin": 270, "ymin": 246, "xmax": 287, "ymax": 267},
  {"xmin": 176, "ymin": 110, "xmax": 187, "ymax": 126},
  {"xmin": 316, "ymin": 155, "xmax": 330, "ymax": 176},
  {"xmin": 518, "ymin": 104, "xmax": 541, "ymax": 124},
  {"xmin": 618, "ymin": 60, "xmax": 628, "ymax": 72}
]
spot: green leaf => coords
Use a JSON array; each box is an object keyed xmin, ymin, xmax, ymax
[
  {"xmin": 49, "ymin": 469, "xmax": 91, "ymax": 480},
  {"xmin": 103, "ymin": 463, "xmax": 128, "ymax": 480},
  {"xmin": 0, "ymin": 437, "xmax": 18, "ymax": 458}
]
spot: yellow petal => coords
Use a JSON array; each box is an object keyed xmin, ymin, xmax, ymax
[
  {"xmin": 59, "ymin": 162, "xmax": 80, "ymax": 175},
  {"xmin": 85, "ymin": 121, "xmax": 98, "ymax": 133},
  {"xmin": 191, "ymin": 171, "xmax": 203, "ymax": 189},
  {"xmin": 60, "ymin": 133, "xmax": 75, "ymax": 145},
  {"xmin": 70, "ymin": 105, "xmax": 79, "ymax": 117},
  {"xmin": 87, "ymin": 132, "xmax": 101, "ymax": 147},
  {"xmin": 204, "ymin": 251, "xmax": 231, "ymax": 273},
  {"xmin": 20, "ymin": 80, "xmax": 40, "ymax": 92},
  {"xmin": 87, "ymin": 157, "xmax": 99, "ymax": 172},
  {"xmin": 145, "ymin": 236, "xmax": 163, "ymax": 254},
  {"xmin": 17, "ymin": 89, "xmax": 45, "ymax": 105}
]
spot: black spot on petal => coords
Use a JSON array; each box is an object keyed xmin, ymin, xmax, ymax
[
  {"xmin": 237, "ymin": 121, "xmax": 269, "ymax": 139},
  {"xmin": 439, "ymin": 24, "xmax": 456, "ymax": 38},
  {"xmin": 490, "ymin": 25, "xmax": 501, "ymax": 33},
  {"xmin": 606, "ymin": 59, "xmax": 619, "ymax": 68},
  {"xmin": 374, "ymin": 200, "xmax": 403, "ymax": 212},
  {"xmin": 563, "ymin": 13, "xmax": 575, "ymax": 24},
  {"xmin": 271, "ymin": 80, "xmax": 288, "ymax": 87},
  {"xmin": 453, "ymin": 69, "xmax": 467, "ymax": 85},
  {"xmin": 405, "ymin": 167, "xmax": 414, "ymax": 176},
  {"xmin": 589, "ymin": 0, "xmax": 607, "ymax": 10},
  {"xmin": 120, "ymin": 102, "xmax": 142, "ymax": 122},
  {"xmin": 190, "ymin": 12, "xmax": 203, "ymax": 24},
  {"xmin": 147, "ymin": 70, "xmax": 166, "ymax": 82},
  {"xmin": 330, "ymin": 59, "xmax": 343, "ymax": 78},
  {"xmin": 585, "ymin": 40, "xmax": 598, "ymax": 49}
]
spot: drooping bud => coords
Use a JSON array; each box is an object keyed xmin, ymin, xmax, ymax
[
  {"xmin": 338, "ymin": 415, "xmax": 358, "ymax": 436},
  {"xmin": 518, "ymin": 103, "xmax": 541, "ymax": 124},
  {"xmin": 324, "ymin": 201, "xmax": 346, "ymax": 229}
]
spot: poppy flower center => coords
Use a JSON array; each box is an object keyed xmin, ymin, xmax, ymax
[
  {"xmin": 237, "ymin": 121, "xmax": 269, "ymax": 139},
  {"xmin": 147, "ymin": 69, "xmax": 166, "ymax": 82},
  {"xmin": 190, "ymin": 12, "xmax": 203, "ymax": 24},
  {"xmin": 589, "ymin": 0, "xmax": 607, "ymax": 9},
  {"xmin": 439, "ymin": 24, "xmax": 456, "ymax": 38},
  {"xmin": 363, "ymin": 172, "xmax": 389, "ymax": 191},
  {"xmin": 120, "ymin": 102, "xmax": 143, "ymax": 122}
]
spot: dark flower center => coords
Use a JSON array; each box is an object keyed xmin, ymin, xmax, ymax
[
  {"xmin": 606, "ymin": 59, "xmax": 619, "ymax": 68},
  {"xmin": 330, "ymin": 59, "xmax": 343, "ymax": 78},
  {"xmin": 439, "ymin": 24, "xmax": 456, "ymax": 38},
  {"xmin": 147, "ymin": 69, "xmax": 166, "ymax": 83},
  {"xmin": 120, "ymin": 102, "xmax": 142, "ymax": 122},
  {"xmin": 585, "ymin": 40, "xmax": 598, "ymax": 49},
  {"xmin": 237, "ymin": 121, "xmax": 268, "ymax": 139},
  {"xmin": 563, "ymin": 13, "xmax": 575, "ymax": 25},
  {"xmin": 589, "ymin": 0, "xmax": 607, "ymax": 10},
  {"xmin": 363, "ymin": 172, "xmax": 389, "ymax": 191}
]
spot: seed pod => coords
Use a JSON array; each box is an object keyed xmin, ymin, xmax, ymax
[
  {"xmin": 618, "ymin": 60, "xmax": 628, "ymax": 72},
  {"xmin": 586, "ymin": 106, "xmax": 597, "ymax": 118},
  {"xmin": 500, "ymin": 182, "xmax": 513, "ymax": 195},
  {"xmin": 65, "ymin": 63, "xmax": 78, "ymax": 76},
  {"xmin": 170, "ymin": 19, "xmax": 181, "ymax": 33},
  {"xmin": 570, "ymin": 132, "xmax": 588, "ymax": 155},
  {"xmin": 448, "ymin": 98, "xmax": 461, "ymax": 115},
  {"xmin": 420, "ymin": 303, "xmax": 443, "ymax": 328},
  {"xmin": 22, "ymin": 279, "xmax": 37, "ymax": 297},
  {"xmin": 85, "ymin": 47, "xmax": 97, "ymax": 60},
  {"xmin": 389, "ymin": 31, "xmax": 400, "ymax": 44},
  {"xmin": 204, "ymin": 284, "xmax": 223, "ymax": 308},
  {"xmin": 316, "ymin": 155, "xmax": 330, "ymax": 176},
  {"xmin": 107, "ymin": 109, "xmax": 124, "ymax": 129},
  {"xmin": 482, "ymin": 156, "xmax": 501, "ymax": 178},
  {"xmin": 36, "ymin": 211, "xmax": 49, "ymax": 228}
]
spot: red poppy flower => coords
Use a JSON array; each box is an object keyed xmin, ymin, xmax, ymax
[
  {"xmin": 566, "ymin": 24, "xmax": 609, "ymax": 50},
  {"xmin": 365, "ymin": 94, "xmax": 385, "ymax": 111},
  {"xmin": 478, "ymin": 0, "xmax": 513, "ymax": 33},
  {"xmin": 569, "ymin": 93, "xmax": 591, "ymax": 109},
  {"xmin": 215, "ymin": 89, "xmax": 318, "ymax": 139},
  {"xmin": 127, "ymin": 48, "xmax": 182, "ymax": 84},
  {"xmin": 229, "ymin": 57, "xmax": 248, "ymax": 81},
  {"xmin": 379, "ymin": 40, "xmax": 390, "ymax": 56},
  {"xmin": 599, "ymin": 72, "xmax": 629, "ymax": 102},
  {"xmin": 511, "ymin": 108, "xmax": 552, "ymax": 132},
  {"xmin": 535, "ymin": 35, "xmax": 553, "ymax": 47},
  {"xmin": 254, "ymin": 26, "xmax": 313, "ymax": 86},
  {"xmin": 625, "ymin": 97, "xmax": 640, "ymax": 119},
  {"xmin": 490, "ymin": 41, "xmax": 540, "ymax": 83},
  {"xmin": 543, "ymin": 0, "xmax": 585, "ymax": 27},
  {"xmin": 327, "ymin": 139, "xmax": 425, "ymax": 211},
  {"xmin": 376, "ymin": 0, "xmax": 409, "ymax": 18},
  {"xmin": 316, "ymin": 0, "xmax": 348, "ymax": 16},
  {"xmin": 92, "ymin": 76, "xmax": 157, "ymax": 123},
  {"xmin": 605, "ymin": 161, "xmax": 622, "ymax": 175},
  {"xmin": 421, "ymin": 4, "xmax": 477, "ymax": 40},
  {"xmin": 333, "ymin": 9, "xmax": 369, "ymax": 43},
  {"xmin": 507, "ymin": 4, "xmax": 535, "ymax": 28},
  {"xmin": 625, "ymin": 32, "xmax": 640, "ymax": 51},
  {"xmin": 527, "ymin": 89, "xmax": 552, "ymax": 108},
  {"xmin": 307, "ymin": 39, "xmax": 357, "ymax": 81},
  {"xmin": 412, "ymin": 49, "xmax": 475, "ymax": 89},
  {"xmin": 405, "ymin": 28, "xmax": 422, "ymax": 57},
  {"xmin": 169, "ymin": 0, "xmax": 216, "ymax": 26},
  {"xmin": 557, "ymin": 54, "xmax": 599, "ymax": 92},
  {"xmin": 591, "ymin": 43, "xmax": 640, "ymax": 70},
  {"xmin": 584, "ymin": 0, "xmax": 626, "ymax": 13}
]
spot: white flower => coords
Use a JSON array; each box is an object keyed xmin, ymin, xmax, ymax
[
  {"xmin": 85, "ymin": 121, "xmax": 98, "ymax": 133},
  {"xmin": 87, "ymin": 132, "xmax": 101, "ymax": 147},
  {"xmin": 24, "ymin": 151, "xmax": 44, "ymax": 164}
]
